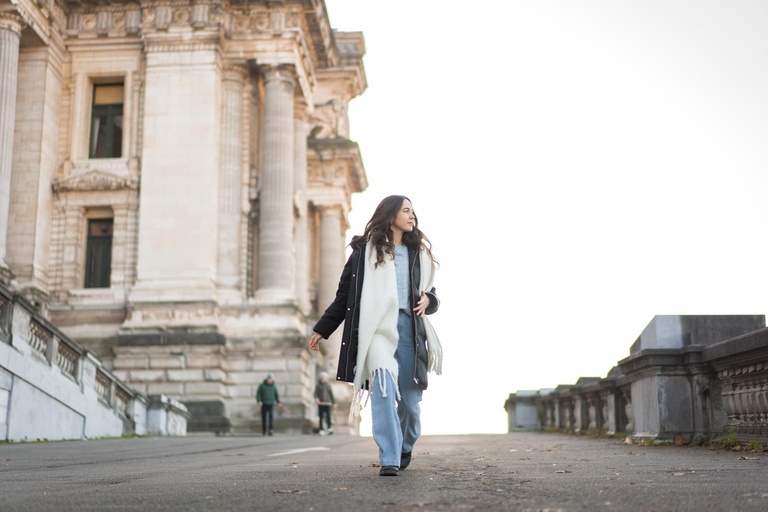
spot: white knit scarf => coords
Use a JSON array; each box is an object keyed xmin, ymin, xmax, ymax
[{"xmin": 349, "ymin": 241, "xmax": 443, "ymax": 420}]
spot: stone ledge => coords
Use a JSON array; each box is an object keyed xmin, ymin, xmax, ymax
[
  {"xmin": 703, "ymin": 327, "xmax": 768, "ymax": 364},
  {"xmin": 117, "ymin": 332, "xmax": 226, "ymax": 346}
]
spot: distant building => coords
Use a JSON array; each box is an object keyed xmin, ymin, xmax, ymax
[{"xmin": 0, "ymin": 0, "xmax": 367, "ymax": 433}]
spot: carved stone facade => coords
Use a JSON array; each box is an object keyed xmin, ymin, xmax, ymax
[{"xmin": 0, "ymin": 0, "xmax": 367, "ymax": 433}]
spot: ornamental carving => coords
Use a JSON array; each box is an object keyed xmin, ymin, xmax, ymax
[
  {"xmin": 286, "ymin": 10, "xmax": 300, "ymax": 29},
  {"xmin": 142, "ymin": 9, "xmax": 155, "ymax": 25},
  {"xmin": 113, "ymin": 12, "xmax": 126, "ymax": 29},
  {"xmin": 251, "ymin": 12, "xmax": 269, "ymax": 32},
  {"xmin": 337, "ymin": 41, "xmax": 361, "ymax": 56},
  {"xmin": 173, "ymin": 8, "xmax": 190, "ymax": 24},
  {"xmin": 82, "ymin": 13, "xmax": 96, "ymax": 29},
  {"xmin": 52, "ymin": 171, "xmax": 139, "ymax": 193}
]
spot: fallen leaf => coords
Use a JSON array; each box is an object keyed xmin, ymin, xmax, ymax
[
  {"xmin": 417, "ymin": 451, "xmax": 430, "ymax": 455},
  {"xmin": 484, "ymin": 465, "xmax": 498, "ymax": 468},
  {"xmin": 737, "ymin": 456, "xmax": 759, "ymax": 460},
  {"xmin": 623, "ymin": 436, "xmax": 633, "ymax": 445},
  {"xmin": 332, "ymin": 488, "xmax": 347, "ymax": 492},
  {"xmin": 520, "ymin": 479, "xmax": 532, "ymax": 483},
  {"xmin": 733, "ymin": 445, "xmax": 743, "ymax": 452},
  {"xmin": 627, "ymin": 451, "xmax": 634, "ymax": 455},
  {"xmin": 274, "ymin": 490, "xmax": 308, "ymax": 494},
  {"xmin": 369, "ymin": 463, "xmax": 381, "ymax": 467},
  {"xmin": 2, "ymin": 459, "xmax": 10, "ymax": 462},
  {"xmin": 555, "ymin": 470, "xmax": 571, "ymax": 474}
]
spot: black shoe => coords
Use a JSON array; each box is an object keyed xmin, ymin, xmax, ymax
[
  {"xmin": 379, "ymin": 466, "xmax": 399, "ymax": 477},
  {"xmin": 399, "ymin": 451, "xmax": 412, "ymax": 470}
]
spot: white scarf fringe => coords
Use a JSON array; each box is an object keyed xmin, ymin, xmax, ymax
[
  {"xmin": 419, "ymin": 249, "xmax": 443, "ymax": 376},
  {"xmin": 349, "ymin": 241, "xmax": 442, "ymax": 419}
]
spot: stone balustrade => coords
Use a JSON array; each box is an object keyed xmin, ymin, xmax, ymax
[
  {"xmin": 506, "ymin": 315, "xmax": 768, "ymax": 443},
  {"xmin": 0, "ymin": 282, "xmax": 190, "ymax": 441}
]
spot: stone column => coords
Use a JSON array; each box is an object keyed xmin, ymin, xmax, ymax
[
  {"xmin": 217, "ymin": 66, "xmax": 247, "ymax": 303},
  {"xmin": 0, "ymin": 12, "xmax": 23, "ymax": 279},
  {"xmin": 256, "ymin": 65, "xmax": 295, "ymax": 305},
  {"xmin": 293, "ymin": 102, "xmax": 310, "ymax": 314}
]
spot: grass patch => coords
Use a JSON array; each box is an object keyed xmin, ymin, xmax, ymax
[{"xmin": 711, "ymin": 433, "xmax": 740, "ymax": 450}]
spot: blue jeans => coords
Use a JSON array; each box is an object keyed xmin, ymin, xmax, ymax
[{"xmin": 371, "ymin": 311, "xmax": 423, "ymax": 467}]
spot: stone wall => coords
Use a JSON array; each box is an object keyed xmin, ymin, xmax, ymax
[
  {"xmin": 505, "ymin": 315, "xmax": 768, "ymax": 443},
  {"xmin": 0, "ymin": 282, "xmax": 189, "ymax": 441}
]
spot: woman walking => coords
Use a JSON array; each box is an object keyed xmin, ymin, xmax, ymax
[{"xmin": 309, "ymin": 195, "xmax": 442, "ymax": 477}]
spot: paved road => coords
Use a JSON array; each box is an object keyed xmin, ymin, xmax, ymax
[{"xmin": 1, "ymin": 432, "xmax": 766, "ymax": 511}]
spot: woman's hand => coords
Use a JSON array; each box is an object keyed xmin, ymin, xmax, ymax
[
  {"xmin": 309, "ymin": 332, "xmax": 323, "ymax": 351},
  {"xmin": 413, "ymin": 290, "xmax": 429, "ymax": 317}
]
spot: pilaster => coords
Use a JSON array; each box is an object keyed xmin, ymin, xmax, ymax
[
  {"xmin": 217, "ymin": 65, "xmax": 247, "ymax": 304},
  {"xmin": 0, "ymin": 12, "xmax": 23, "ymax": 282},
  {"xmin": 8, "ymin": 43, "xmax": 63, "ymax": 301},
  {"xmin": 293, "ymin": 100, "xmax": 310, "ymax": 314},
  {"xmin": 317, "ymin": 204, "xmax": 345, "ymax": 357}
]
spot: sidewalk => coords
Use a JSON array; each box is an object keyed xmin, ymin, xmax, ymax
[{"xmin": 1, "ymin": 432, "xmax": 766, "ymax": 511}]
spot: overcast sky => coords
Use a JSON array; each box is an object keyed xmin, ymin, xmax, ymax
[{"xmin": 324, "ymin": 0, "xmax": 768, "ymax": 435}]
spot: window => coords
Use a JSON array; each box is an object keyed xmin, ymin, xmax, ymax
[
  {"xmin": 84, "ymin": 219, "xmax": 113, "ymax": 288},
  {"xmin": 89, "ymin": 84, "xmax": 124, "ymax": 158}
]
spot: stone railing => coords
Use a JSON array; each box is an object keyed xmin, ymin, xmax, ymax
[
  {"xmin": 505, "ymin": 315, "xmax": 768, "ymax": 443},
  {"xmin": 0, "ymin": 282, "xmax": 190, "ymax": 441}
]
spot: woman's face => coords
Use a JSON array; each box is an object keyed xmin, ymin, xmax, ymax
[{"xmin": 391, "ymin": 199, "xmax": 415, "ymax": 234}]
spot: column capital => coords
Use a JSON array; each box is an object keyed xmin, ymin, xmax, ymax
[
  {"xmin": 294, "ymin": 98, "xmax": 310, "ymax": 119},
  {"xmin": 259, "ymin": 64, "xmax": 296, "ymax": 86},
  {"xmin": 316, "ymin": 203, "xmax": 345, "ymax": 217},
  {"xmin": 0, "ymin": 12, "xmax": 24, "ymax": 35},
  {"xmin": 222, "ymin": 64, "xmax": 248, "ymax": 84}
]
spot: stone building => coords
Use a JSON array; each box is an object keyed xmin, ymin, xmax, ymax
[{"xmin": 0, "ymin": 0, "xmax": 367, "ymax": 433}]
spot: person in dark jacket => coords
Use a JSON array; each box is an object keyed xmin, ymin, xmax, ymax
[
  {"xmin": 309, "ymin": 195, "xmax": 442, "ymax": 477},
  {"xmin": 256, "ymin": 373, "xmax": 283, "ymax": 436},
  {"xmin": 314, "ymin": 371, "xmax": 335, "ymax": 435}
]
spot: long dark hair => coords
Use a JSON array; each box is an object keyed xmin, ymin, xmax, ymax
[{"xmin": 351, "ymin": 195, "xmax": 438, "ymax": 268}]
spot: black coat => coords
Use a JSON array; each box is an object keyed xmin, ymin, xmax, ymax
[{"xmin": 313, "ymin": 242, "xmax": 440, "ymax": 390}]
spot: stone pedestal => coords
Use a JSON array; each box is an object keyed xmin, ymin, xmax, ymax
[
  {"xmin": 256, "ymin": 65, "xmax": 295, "ymax": 306},
  {"xmin": 0, "ymin": 13, "xmax": 23, "ymax": 280}
]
